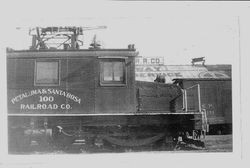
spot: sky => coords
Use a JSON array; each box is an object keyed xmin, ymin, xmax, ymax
[{"xmin": 3, "ymin": 2, "xmax": 250, "ymax": 65}]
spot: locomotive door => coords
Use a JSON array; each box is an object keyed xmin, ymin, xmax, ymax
[
  {"xmin": 65, "ymin": 58, "xmax": 96, "ymax": 114},
  {"xmin": 95, "ymin": 57, "xmax": 136, "ymax": 114}
]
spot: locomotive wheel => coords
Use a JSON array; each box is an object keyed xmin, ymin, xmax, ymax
[
  {"xmin": 52, "ymin": 126, "xmax": 77, "ymax": 149},
  {"xmin": 217, "ymin": 130, "xmax": 222, "ymax": 135}
]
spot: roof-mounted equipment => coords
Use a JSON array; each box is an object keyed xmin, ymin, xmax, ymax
[{"xmin": 29, "ymin": 26, "xmax": 107, "ymax": 50}]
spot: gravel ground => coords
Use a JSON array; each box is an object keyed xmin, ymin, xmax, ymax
[{"xmin": 202, "ymin": 134, "xmax": 232, "ymax": 152}]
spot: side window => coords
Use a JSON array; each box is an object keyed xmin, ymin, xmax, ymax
[
  {"xmin": 100, "ymin": 59, "xmax": 126, "ymax": 85},
  {"xmin": 35, "ymin": 60, "xmax": 59, "ymax": 85}
]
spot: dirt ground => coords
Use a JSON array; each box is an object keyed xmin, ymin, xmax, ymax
[
  {"xmin": 202, "ymin": 134, "xmax": 232, "ymax": 152},
  {"xmin": 8, "ymin": 134, "xmax": 233, "ymax": 154}
]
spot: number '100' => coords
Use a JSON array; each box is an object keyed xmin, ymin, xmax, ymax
[{"xmin": 39, "ymin": 96, "xmax": 54, "ymax": 102}]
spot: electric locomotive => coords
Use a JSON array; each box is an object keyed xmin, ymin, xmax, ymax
[{"xmin": 7, "ymin": 27, "xmax": 205, "ymax": 152}]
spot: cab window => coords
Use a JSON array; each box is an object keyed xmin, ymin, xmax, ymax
[
  {"xmin": 100, "ymin": 59, "xmax": 126, "ymax": 85},
  {"xmin": 35, "ymin": 60, "xmax": 59, "ymax": 85}
]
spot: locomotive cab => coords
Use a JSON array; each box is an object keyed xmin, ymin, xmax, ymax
[{"xmin": 7, "ymin": 48, "xmax": 138, "ymax": 115}]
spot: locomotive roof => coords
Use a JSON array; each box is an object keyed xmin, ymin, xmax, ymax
[{"xmin": 6, "ymin": 48, "xmax": 138, "ymax": 58}]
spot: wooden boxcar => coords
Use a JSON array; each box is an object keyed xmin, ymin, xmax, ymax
[{"xmin": 173, "ymin": 78, "xmax": 232, "ymax": 134}]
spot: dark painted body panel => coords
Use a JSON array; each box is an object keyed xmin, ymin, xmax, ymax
[
  {"xmin": 135, "ymin": 81, "xmax": 182, "ymax": 112},
  {"xmin": 7, "ymin": 50, "xmax": 138, "ymax": 115}
]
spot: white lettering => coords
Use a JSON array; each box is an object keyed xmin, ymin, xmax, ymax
[
  {"xmin": 39, "ymin": 96, "xmax": 54, "ymax": 102},
  {"xmin": 60, "ymin": 104, "xmax": 71, "ymax": 109},
  {"xmin": 11, "ymin": 89, "xmax": 81, "ymax": 104},
  {"xmin": 20, "ymin": 104, "xmax": 59, "ymax": 110}
]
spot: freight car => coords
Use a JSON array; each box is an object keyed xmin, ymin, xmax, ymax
[
  {"xmin": 173, "ymin": 78, "xmax": 232, "ymax": 135},
  {"xmin": 7, "ymin": 27, "xmax": 205, "ymax": 152}
]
